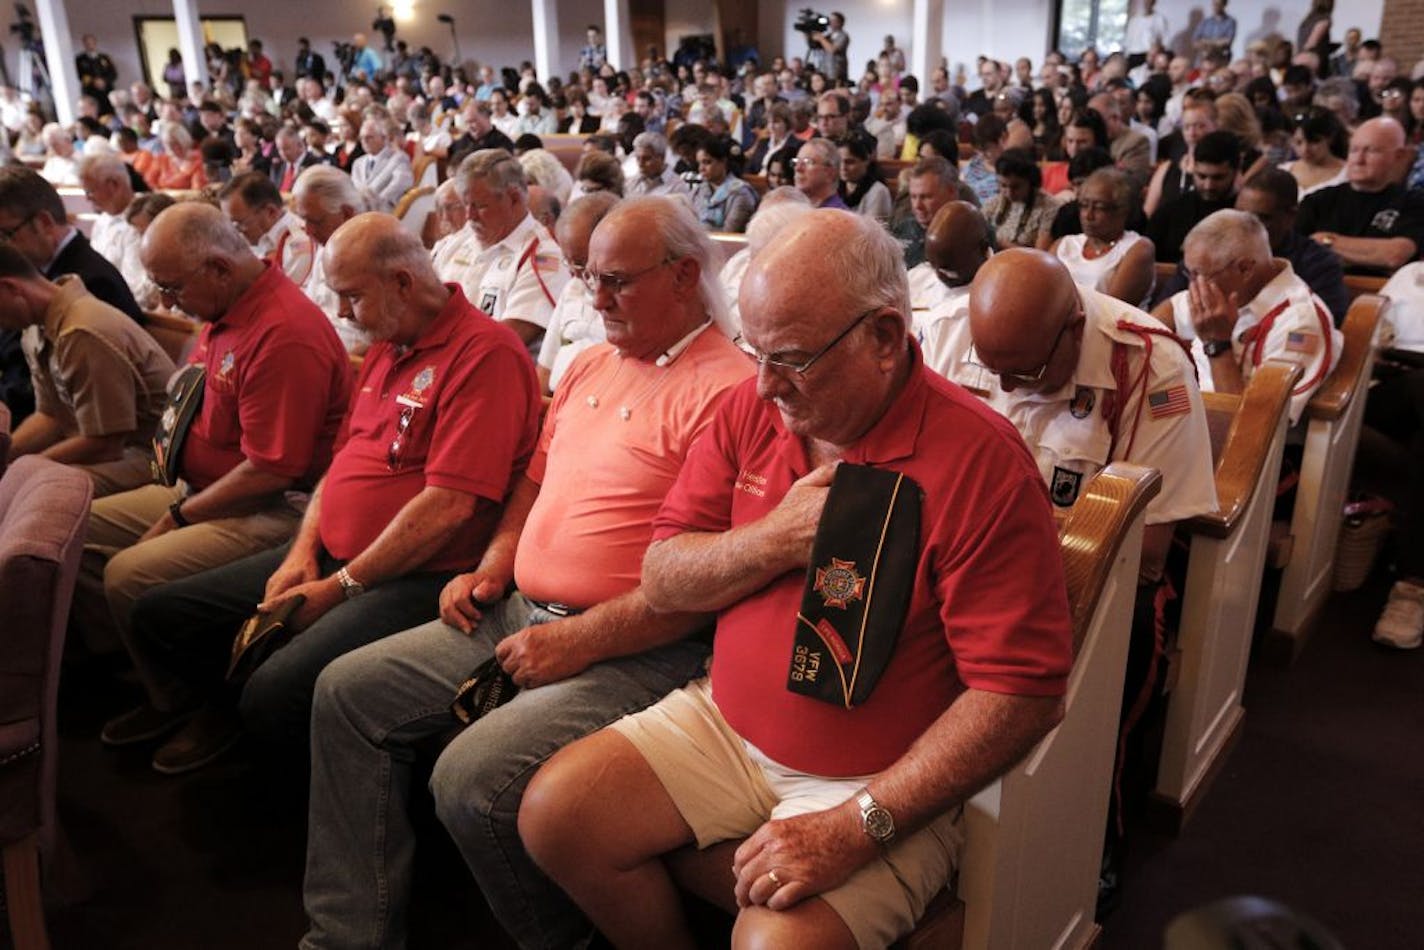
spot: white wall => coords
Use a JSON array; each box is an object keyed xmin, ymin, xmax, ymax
[{"xmin": 5, "ymin": 0, "xmax": 1389, "ymax": 100}]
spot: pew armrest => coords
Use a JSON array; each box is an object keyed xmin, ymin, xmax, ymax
[
  {"xmin": 1190, "ymin": 362, "xmax": 1302, "ymax": 539},
  {"xmin": 1307, "ymin": 293, "xmax": 1385, "ymax": 422}
]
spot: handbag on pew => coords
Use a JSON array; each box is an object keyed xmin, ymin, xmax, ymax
[
  {"xmin": 787, "ymin": 463, "xmax": 922, "ymax": 709},
  {"xmin": 226, "ymin": 594, "xmax": 306, "ymax": 684},
  {"xmin": 151, "ymin": 364, "xmax": 206, "ymax": 487}
]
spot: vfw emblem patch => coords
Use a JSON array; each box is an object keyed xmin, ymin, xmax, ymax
[{"xmin": 814, "ymin": 558, "xmax": 866, "ymax": 609}]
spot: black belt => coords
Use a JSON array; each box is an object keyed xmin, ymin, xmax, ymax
[{"xmin": 526, "ymin": 598, "xmax": 583, "ymax": 618}]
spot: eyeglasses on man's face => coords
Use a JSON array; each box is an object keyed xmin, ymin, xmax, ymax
[
  {"xmin": 734, "ymin": 308, "xmax": 876, "ymax": 377},
  {"xmin": 966, "ymin": 314, "xmax": 1076, "ymax": 385},
  {"xmin": 579, "ymin": 256, "xmax": 675, "ymax": 296}
]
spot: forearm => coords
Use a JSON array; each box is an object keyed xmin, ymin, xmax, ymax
[
  {"xmin": 41, "ymin": 432, "xmax": 128, "ymax": 465},
  {"xmin": 344, "ymin": 484, "xmax": 481, "ymax": 586},
  {"xmin": 552, "ymin": 587, "xmax": 709, "ymax": 668},
  {"xmin": 866, "ymin": 689, "xmax": 1064, "ymax": 835},
  {"xmin": 1206, "ymin": 352, "xmax": 1246, "ymax": 395},
  {"xmin": 286, "ymin": 480, "xmax": 325, "ymax": 562},
  {"xmin": 643, "ymin": 522, "xmax": 800, "ymax": 613},
  {"xmin": 502, "ymin": 318, "xmax": 544, "ymax": 344},
  {"xmin": 180, "ymin": 460, "xmax": 296, "ymax": 522},
  {"xmin": 8, "ymin": 411, "xmax": 64, "ymax": 458},
  {"xmin": 1322, "ymin": 234, "xmax": 1416, "ymax": 271}
]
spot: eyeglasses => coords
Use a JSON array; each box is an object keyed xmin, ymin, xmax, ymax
[
  {"xmin": 966, "ymin": 316, "xmax": 1075, "ymax": 385},
  {"xmin": 1185, "ymin": 257, "xmax": 1240, "ymax": 282},
  {"xmin": 152, "ymin": 261, "xmax": 207, "ymax": 301},
  {"xmin": 1078, "ymin": 200, "xmax": 1120, "ymax": 214},
  {"xmin": 734, "ymin": 308, "xmax": 875, "ymax": 377},
  {"xmin": 0, "ymin": 214, "xmax": 35, "ymax": 243},
  {"xmin": 792, "ymin": 157, "xmax": 829, "ymax": 168},
  {"xmin": 387, "ymin": 404, "xmax": 415, "ymax": 471},
  {"xmin": 579, "ymin": 256, "xmax": 674, "ymax": 295}
]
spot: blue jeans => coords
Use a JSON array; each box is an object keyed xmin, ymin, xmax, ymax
[
  {"xmin": 125, "ymin": 543, "xmax": 451, "ymax": 750},
  {"xmin": 301, "ymin": 595, "xmax": 710, "ymax": 950}
]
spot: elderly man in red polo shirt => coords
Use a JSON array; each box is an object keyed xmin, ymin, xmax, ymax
[
  {"xmin": 70, "ymin": 202, "xmax": 352, "ymax": 660},
  {"xmin": 99, "ymin": 214, "xmax": 542, "ymax": 774},
  {"xmin": 519, "ymin": 210, "xmax": 1075, "ymax": 949}
]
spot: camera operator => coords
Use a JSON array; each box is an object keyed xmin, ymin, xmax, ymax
[
  {"xmin": 808, "ymin": 11, "xmax": 849, "ymax": 82},
  {"xmin": 372, "ymin": 5, "xmax": 397, "ymax": 53}
]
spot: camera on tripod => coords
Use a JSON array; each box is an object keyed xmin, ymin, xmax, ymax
[
  {"xmin": 793, "ymin": 8, "xmax": 830, "ymax": 36},
  {"xmin": 333, "ymin": 40, "xmax": 356, "ymax": 71}
]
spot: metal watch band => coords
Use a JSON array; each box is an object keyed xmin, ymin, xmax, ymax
[
  {"xmin": 168, "ymin": 500, "xmax": 190, "ymax": 527},
  {"xmin": 336, "ymin": 566, "xmax": 365, "ymax": 599}
]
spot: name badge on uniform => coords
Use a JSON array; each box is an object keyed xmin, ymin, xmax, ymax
[{"xmin": 788, "ymin": 464, "xmax": 922, "ymax": 709}]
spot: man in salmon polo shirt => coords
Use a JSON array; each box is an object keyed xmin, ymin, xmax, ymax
[
  {"xmin": 69, "ymin": 203, "xmax": 351, "ymax": 659},
  {"xmin": 520, "ymin": 210, "xmax": 1075, "ymax": 949},
  {"xmin": 300, "ymin": 195, "xmax": 752, "ymax": 950},
  {"xmin": 100, "ymin": 215, "xmax": 542, "ymax": 775}
]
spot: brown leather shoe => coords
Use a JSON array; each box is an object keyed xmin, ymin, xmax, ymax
[
  {"xmin": 100, "ymin": 702, "xmax": 195, "ymax": 747},
  {"xmin": 151, "ymin": 703, "xmax": 242, "ymax": 775}
]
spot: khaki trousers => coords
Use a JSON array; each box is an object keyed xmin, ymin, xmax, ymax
[{"xmin": 78, "ymin": 446, "xmax": 158, "ymax": 499}]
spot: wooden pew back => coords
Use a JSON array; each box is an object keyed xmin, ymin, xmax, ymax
[
  {"xmin": 1152, "ymin": 361, "xmax": 1301, "ymax": 831},
  {"xmin": 143, "ymin": 311, "xmax": 201, "ymax": 365}
]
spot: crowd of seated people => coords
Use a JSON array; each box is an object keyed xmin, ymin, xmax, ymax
[{"xmin": 4, "ymin": 14, "xmax": 1424, "ymax": 947}]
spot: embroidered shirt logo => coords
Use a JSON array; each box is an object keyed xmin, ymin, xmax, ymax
[{"xmin": 813, "ymin": 557, "xmax": 866, "ymax": 609}]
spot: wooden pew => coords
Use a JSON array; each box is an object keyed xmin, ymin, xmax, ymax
[
  {"xmin": 1150, "ymin": 361, "xmax": 1301, "ymax": 832},
  {"xmin": 541, "ymin": 134, "xmax": 590, "ymax": 176},
  {"xmin": 1263, "ymin": 294, "xmax": 1387, "ymax": 666},
  {"xmin": 394, "ymin": 186, "xmax": 436, "ymax": 240},
  {"xmin": 671, "ymin": 463, "xmax": 1164, "ymax": 950},
  {"xmin": 143, "ymin": 310, "xmax": 201, "ymax": 364},
  {"xmin": 1344, "ymin": 274, "xmax": 1385, "ymax": 302}
]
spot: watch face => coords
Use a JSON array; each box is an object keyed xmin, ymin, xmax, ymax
[{"xmin": 865, "ymin": 806, "xmax": 895, "ymax": 841}]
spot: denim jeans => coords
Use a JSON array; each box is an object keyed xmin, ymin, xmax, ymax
[
  {"xmin": 301, "ymin": 595, "xmax": 710, "ymax": 950},
  {"xmin": 125, "ymin": 542, "xmax": 451, "ymax": 750}
]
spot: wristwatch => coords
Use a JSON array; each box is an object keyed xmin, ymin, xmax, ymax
[
  {"xmin": 335, "ymin": 566, "xmax": 366, "ymax": 600},
  {"xmin": 1201, "ymin": 337, "xmax": 1233, "ymax": 358},
  {"xmin": 855, "ymin": 788, "xmax": 896, "ymax": 845},
  {"xmin": 168, "ymin": 499, "xmax": 191, "ymax": 527}
]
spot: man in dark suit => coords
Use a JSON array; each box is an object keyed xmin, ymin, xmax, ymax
[
  {"xmin": 295, "ymin": 37, "xmax": 328, "ymax": 84},
  {"xmin": 268, "ymin": 126, "xmax": 326, "ymax": 193},
  {"xmin": 0, "ymin": 167, "xmax": 144, "ymax": 423},
  {"xmin": 75, "ymin": 34, "xmax": 118, "ymax": 105}
]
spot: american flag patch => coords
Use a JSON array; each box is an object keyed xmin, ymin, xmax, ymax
[
  {"xmin": 1286, "ymin": 331, "xmax": 1318, "ymax": 354},
  {"xmin": 1148, "ymin": 385, "xmax": 1191, "ymax": 418}
]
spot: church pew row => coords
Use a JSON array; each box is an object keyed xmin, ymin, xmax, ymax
[
  {"xmin": 1263, "ymin": 294, "xmax": 1387, "ymax": 666},
  {"xmin": 1150, "ymin": 361, "xmax": 1301, "ymax": 833},
  {"xmin": 671, "ymin": 463, "xmax": 1163, "ymax": 950}
]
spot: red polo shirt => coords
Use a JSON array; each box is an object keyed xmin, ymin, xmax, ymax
[
  {"xmin": 651, "ymin": 347, "xmax": 1074, "ymax": 777},
  {"xmin": 180, "ymin": 263, "xmax": 351, "ymax": 491},
  {"xmin": 318, "ymin": 286, "xmax": 541, "ymax": 571}
]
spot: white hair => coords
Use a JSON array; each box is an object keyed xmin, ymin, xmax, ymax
[
  {"xmin": 1183, "ymin": 209, "xmax": 1271, "ymax": 269},
  {"xmin": 517, "ymin": 148, "xmax": 574, "ymax": 205},
  {"xmin": 746, "ymin": 201, "xmax": 815, "ymax": 257},
  {"xmin": 293, "ymin": 164, "xmax": 366, "ymax": 215}
]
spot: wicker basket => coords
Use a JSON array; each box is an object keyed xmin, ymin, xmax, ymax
[{"xmin": 1333, "ymin": 513, "xmax": 1392, "ymax": 593}]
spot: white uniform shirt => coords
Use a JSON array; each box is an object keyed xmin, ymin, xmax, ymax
[
  {"xmin": 537, "ymin": 277, "xmax": 607, "ymax": 392},
  {"xmin": 932, "ymin": 286, "xmax": 1218, "ymax": 522},
  {"xmin": 919, "ymin": 285, "xmax": 972, "ymax": 372},
  {"xmin": 1169, "ymin": 260, "xmax": 1343, "ymax": 424},
  {"xmin": 719, "ymin": 247, "xmax": 752, "ymax": 329},
  {"xmin": 907, "ymin": 262, "xmax": 953, "ymax": 334},
  {"xmin": 89, "ymin": 212, "xmax": 147, "ymax": 303},
  {"xmin": 1380, "ymin": 261, "xmax": 1424, "ymax": 353},
  {"xmin": 430, "ymin": 229, "xmax": 466, "ymax": 280},
  {"xmin": 303, "ymin": 248, "xmax": 370, "ymax": 354},
  {"xmin": 445, "ymin": 214, "xmax": 567, "ymax": 331},
  {"xmin": 351, "ymin": 145, "xmax": 414, "ymax": 213},
  {"xmin": 253, "ymin": 211, "xmax": 316, "ymax": 287}
]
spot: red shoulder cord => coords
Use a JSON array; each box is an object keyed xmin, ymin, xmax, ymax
[
  {"xmin": 1237, "ymin": 298, "xmax": 1335, "ymax": 396},
  {"xmin": 515, "ymin": 236, "xmax": 557, "ymax": 308},
  {"xmin": 1107, "ymin": 319, "xmax": 1196, "ymax": 460}
]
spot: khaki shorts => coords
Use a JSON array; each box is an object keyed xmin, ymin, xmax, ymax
[{"xmin": 611, "ymin": 677, "xmax": 963, "ymax": 950}]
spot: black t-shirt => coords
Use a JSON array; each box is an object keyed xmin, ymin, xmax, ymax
[
  {"xmin": 1297, "ymin": 183, "xmax": 1424, "ymax": 274},
  {"xmin": 1148, "ymin": 190, "xmax": 1236, "ymax": 263}
]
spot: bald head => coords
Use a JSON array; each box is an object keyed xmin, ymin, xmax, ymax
[
  {"xmin": 968, "ymin": 249, "xmax": 1083, "ymax": 393},
  {"xmin": 324, "ymin": 213, "xmax": 447, "ymax": 343},
  {"xmin": 925, "ymin": 202, "xmax": 993, "ymax": 287},
  {"xmin": 1348, "ymin": 116, "xmax": 1409, "ymax": 192},
  {"xmin": 140, "ymin": 202, "xmax": 264, "ymax": 321},
  {"xmin": 142, "ymin": 202, "xmax": 252, "ymax": 268}
]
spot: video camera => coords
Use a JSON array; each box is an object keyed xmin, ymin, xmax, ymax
[
  {"xmin": 793, "ymin": 8, "xmax": 830, "ymax": 36},
  {"xmin": 333, "ymin": 40, "xmax": 356, "ymax": 71},
  {"xmin": 9, "ymin": 4, "xmax": 36, "ymax": 45}
]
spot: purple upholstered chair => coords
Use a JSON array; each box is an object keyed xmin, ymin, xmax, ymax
[
  {"xmin": 0, "ymin": 455, "xmax": 93, "ymax": 950},
  {"xmin": 0, "ymin": 403, "xmax": 11, "ymax": 479}
]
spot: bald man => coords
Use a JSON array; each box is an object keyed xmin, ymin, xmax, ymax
[
  {"xmin": 919, "ymin": 201, "xmax": 994, "ymax": 365},
  {"xmin": 1165, "ymin": 209, "xmax": 1342, "ymax": 425},
  {"xmin": 521, "ymin": 211, "xmax": 1074, "ymax": 949},
  {"xmin": 102, "ymin": 214, "xmax": 542, "ymax": 773},
  {"xmin": 1298, "ymin": 117, "xmax": 1424, "ymax": 274},
  {"xmin": 939, "ymin": 248, "xmax": 1216, "ymax": 581},
  {"xmin": 73, "ymin": 203, "xmax": 351, "ymax": 667},
  {"xmin": 536, "ymin": 192, "xmax": 620, "ymax": 394}
]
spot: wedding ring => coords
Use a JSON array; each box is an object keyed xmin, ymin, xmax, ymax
[{"xmin": 767, "ymin": 869, "xmax": 783, "ymax": 888}]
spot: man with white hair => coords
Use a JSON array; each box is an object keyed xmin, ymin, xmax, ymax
[
  {"xmin": 78, "ymin": 152, "xmax": 145, "ymax": 299},
  {"xmin": 351, "ymin": 117, "xmax": 413, "ymax": 213},
  {"xmin": 626, "ymin": 131, "xmax": 691, "ymax": 198},
  {"xmin": 719, "ymin": 186, "xmax": 813, "ymax": 327},
  {"xmin": 429, "ymin": 178, "xmax": 469, "ymax": 277},
  {"xmin": 536, "ymin": 192, "xmax": 620, "ymax": 394},
  {"xmin": 793, "ymin": 137, "xmax": 846, "ymax": 209},
  {"xmin": 41, "ymin": 123, "xmax": 81, "ymax": 185},
  {"xmin": 291, "ymin": 165, "xmax": 369, "ymax": 352},
  {"xmin": 300, "ymin": 196, "xmax": 751, "ymax": 950},
  {"xmin": 1168, "ymin": 208, "xmax": 1342, "ymax": 424},
  {"xmin": 443, "ymin": 149, "xmax": 567, "ymax": 356}
]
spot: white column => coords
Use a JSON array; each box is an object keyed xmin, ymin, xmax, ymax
[
  {"xmin": 531, "ymin": 0, "xmax": 560, "ymax": 84},
  {"xmin": 603, "ymin": 0, "xmax": 633, "ymax": 70},
  {"xmin": 172, "ymin": 0, "xmax": 210, "ymax": 94},
  {"xmin": 910, "ymin": 0, "xmax": 944, "ymax": 86},
  {"xmin": 33, "ymin": 0, "xmax": 79, "ymax": 125}
]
